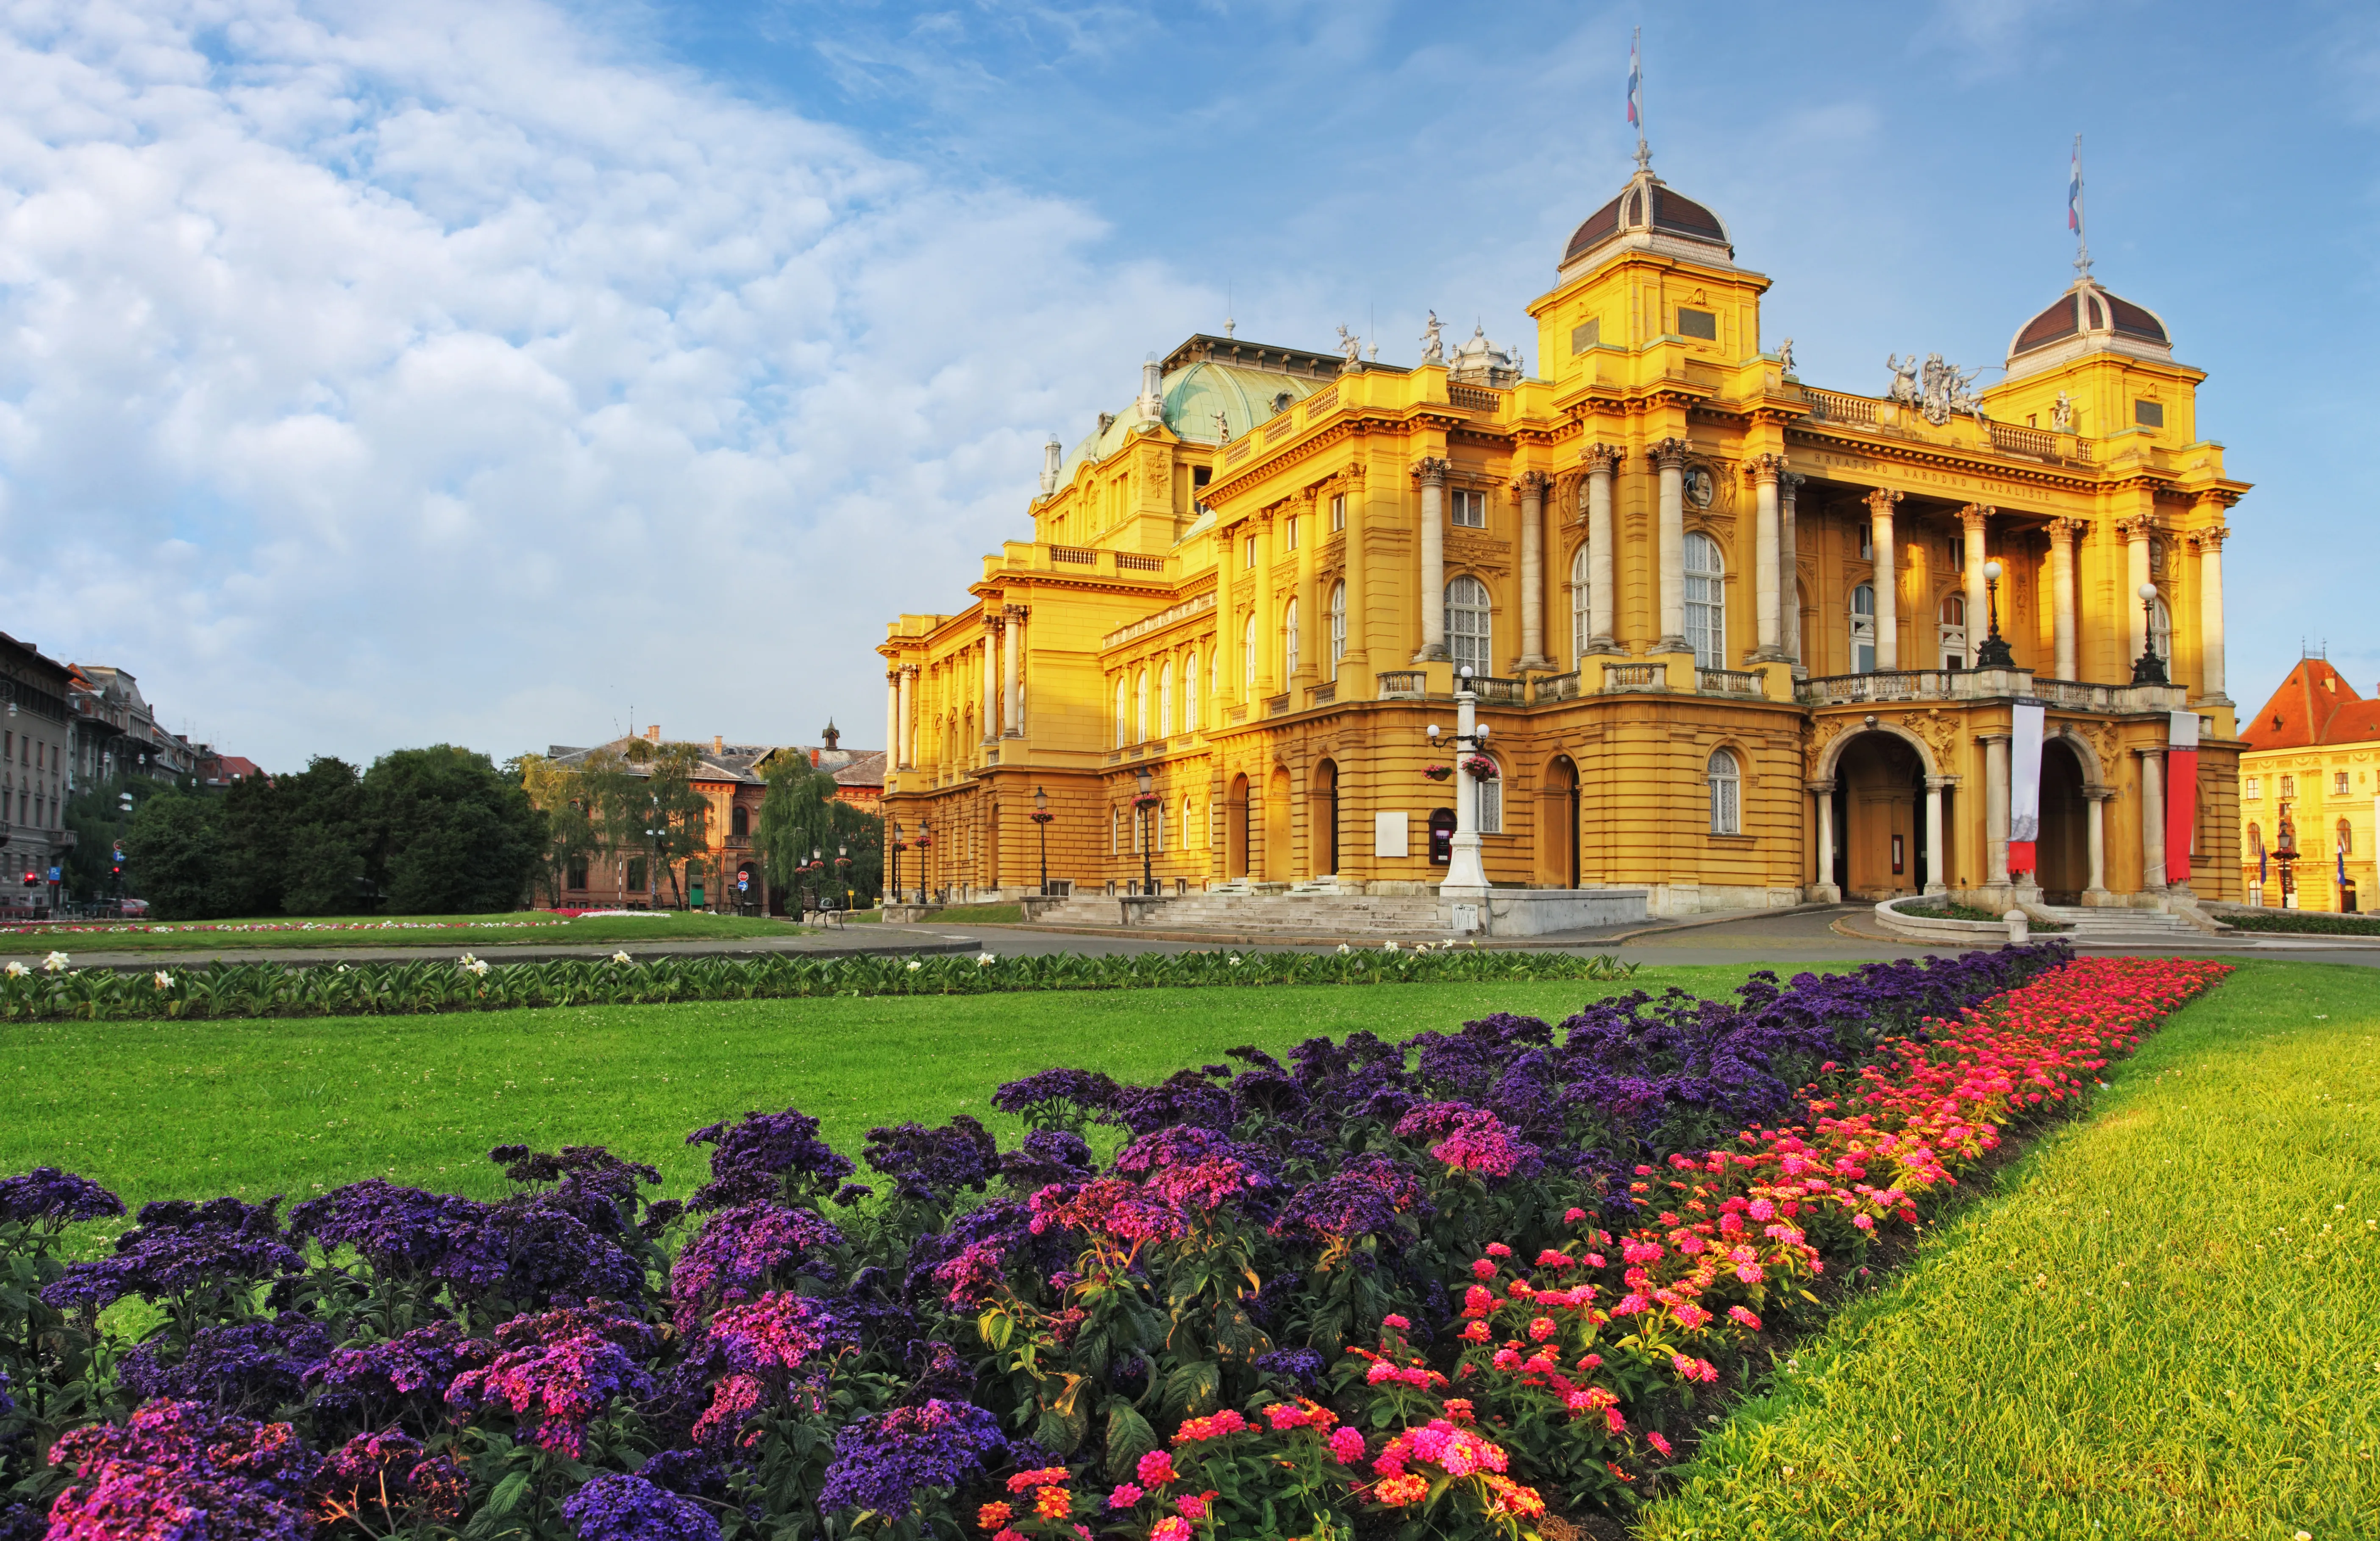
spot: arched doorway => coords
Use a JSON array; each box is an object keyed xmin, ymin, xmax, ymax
[
  {"xmin": 1835, "ymin": 732, "xmax": 1927, "ymax": 900},
  {"xmin": 2038, "ymin": 739, "xmax": 2089, "ymax": 902},
  {"xmin": 1264, "ymin": 767, "xmax": 1294, "ymax": 882},
  {"xmin": 1314, "ymin": 760, "xmax": 1340, "ymax": 876},
  {"xmin": 1538, "ymin": 757, "xmax": 1580, "ymax": 887},
  {"xmin": 1226, "ymin": 773, "xmax": 1250, "ymax": 879}
]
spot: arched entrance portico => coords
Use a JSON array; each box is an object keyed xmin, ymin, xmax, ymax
[
  {"xmin": 1314, "ymin": 760, "xmax": 1340, "ymax": 876},
  {"xmin": 2038, "ymin": 738, "xmax": 2089, "ymax": 902},
  {"xmin": 1834, "ymin": 731, "xmax": 1927, "ymax": 901},
  {"xmin": 1226, "ymin": 773, "xmax": 1250, "ymax": 879},
  {"xmin": 1264, "ymin": 767, "xmax": 1293, "ymax": 882},
  {"xmin": 1537, "ymin": 756, "xmax": 1580, "ymax": 887}
]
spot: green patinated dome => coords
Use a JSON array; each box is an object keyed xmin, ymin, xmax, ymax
[{"xmin": 1061, "ymin": 360, "xmax": 1326, "ymax": 479}]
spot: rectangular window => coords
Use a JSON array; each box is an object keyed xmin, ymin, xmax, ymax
[
  {"xmin": 2337, "ymin": 771, "xmax": 2352, "ymax": 796},
  {"xmin": 1570, "ymin": 318, "xmax": 1600, "ymax": 354},
  {"xmin": 1478, "ymin": 775, "xmax": 1502, "ymax": 835},
  {"xmin": 1284, "ymin": 515, "xmax": 1298, "ymax": 551},
  {"xmin": 626, "ymin": 857, "xmax": 648, "ymax": 893},
  {"xmin": 1330, "ymin": 493, "xmax": 1346, "ymax": 531},
  {"xmin": 1451, "ymin": 490, "xmax": 1486, "ymax": 529},
  {"xmin": 1857, "ymin": 526, "xmax": 1872, "ymax": 561},
  {"xmin": 566, "ymin": 862, "xmax": 589, "ymax": 890},
  {"xmin": 1677, "ymin": 307, "xmax": 1718, "ymax": 340},
  {"xmin": 2133, "ymin": 399, "xmax": 2165, "ymax": 428},
  {"xmin": 2282, "ymin": 775, "xmax": 2296, "ymax": 798},
  {"xmin": 2244, "ymin": 776, "xmax": 2260, "ymax": 800},
  {"xmin": 1245, "ymin": 535, "xmax": 1258, "ymax": 565}
]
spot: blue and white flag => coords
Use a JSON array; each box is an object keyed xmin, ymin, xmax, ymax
[
  {"xmin": 2068, "ymin": 136, "xmax": 2083, "ymax": 235},
  {"xmin": 1627, "ymin": 29, "xmax": 1642, "ymax": 128}
]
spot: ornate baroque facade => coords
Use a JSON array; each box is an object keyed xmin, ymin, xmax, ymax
[
  {"xmin": 2235, "ymin": 658, "xmax": 2377, "ymax": 912},
  {"xmin": 877, "ymin": 155, "xmax": 2245, "ymax": 918}
]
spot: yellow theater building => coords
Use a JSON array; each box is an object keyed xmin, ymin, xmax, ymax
[{"xmin": 876, "ymin": 150, "xmax": 2246, "ymax": 930}]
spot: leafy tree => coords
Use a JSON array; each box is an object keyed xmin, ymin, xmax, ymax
[
  {"xmin": 275, "ymin": 757, "xmax": 368, "ymax": 915},
  {"xmin": 359, "ymin": 746, "xmax": 545, "ymax": 914},
  {"xmin": 516, "ymin": 752, "xmax": 606, "ymax": 907},
  {"xmin": 62, "ymin": 776, "xmax": 141, "ymax": 901},
  {"xmin": 620, "ymin": 740, "xmax": 711, "ymax": 908},
  {"xmin": 123, "ymin": 790, "xmax": 224, "ymax": 920},
  {"xmin": 752, "ymin": 753, "xmax": 883, "ymax": 910},
  {"xmin": 210, "ymin": 776, "xmax": 286, "ymax": 917}
]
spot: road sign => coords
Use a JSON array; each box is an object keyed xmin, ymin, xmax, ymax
[
  {"xmin": 737, "ymin": 874, "xmax": 749, "ymax": 891},
  {"xmin": 47, "ymin": 867, "xmax": 61, "ymax": 883}
]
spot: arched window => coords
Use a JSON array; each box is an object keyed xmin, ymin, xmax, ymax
[
  {"xmin": 1183, "ymin": 655, "xmax": 1199, "ymax": 732},
  {"xmin": 1112, "ymin": 807, "xmax": 1121, "ymax": 855},
  {"xmin": 1244, "ymin": 614, "xmax": 1257, "ymax": 694},
  {"xmin": 730, "ymin": 804, "xmax": 749, "ymax": 839},
  {"xmin": 2149, "ymin": 596, "xmax": 2173, "ymax": 664},
  {"xmin": 1849, "ymin": 584, "xmax": 1877, "ymax": 674},
  {"xmin": 1570, "ymin": 542, "xmax": 1592, "ymax": 663},
  {"xmin": 1684, "ymin": 533, "xmax": 1726, "ymax": 668},
  {"xmin": 1474, "ymin": 753, "xmax": 1502, "ymax": 835},
  {"xmin": 1445, "ymin": 575, "xmax": 1492, "ymax": 674},
  {"xmin": 1328, "ymin": 581, "xmax": 1347, "ymax": 680},
  {"xmin": 2247, "ymin": 821, "xmax": 2263, "ymax": 857},
  {"xmin": 1136, "ymin": 670, "xmax": 1149, "ymax": 743},
  {"xmin": 1182, "ymin": 795, "xmax": 1196, "ymax": 851},
  {"xmin": 1114, "ymin": 681, "xmax": 1128, "ymax": 747},
  {"xmin": 2341, "ymin": 819, "xmax": 2356, "ymax": 857},
  {"xmin": 1938, "ymin": 594, "xmax": 1967, "ymax": 670},
  {"xmin": 1284, "ymin": 598, "xmax": 1301, "ymax": 679},
  {"xmin": 1707, "ymin": 748, "xmax": 1742, "ymax": 835},
  {"xmin": 1159, "ymin": 662, "xmax": 1173, "ymax": 736}
]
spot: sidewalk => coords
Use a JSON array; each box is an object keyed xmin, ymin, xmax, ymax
[{"xmin": 44, "ymin": 926, "xmax": 984, "ymax": 971}]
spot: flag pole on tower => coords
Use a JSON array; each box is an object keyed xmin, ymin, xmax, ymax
[
  {"xmin": 1629, "ymin": 28, "xmax": 1648, "ymax": 171},
  {"xmin": 2069, "ymin": 133, "xmax": 2091, "ymax": 277}
]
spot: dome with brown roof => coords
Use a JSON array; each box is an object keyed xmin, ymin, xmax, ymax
[
  {"xmin": 1558, "ymin": 161, "xmax": 1734, "ymax": 279},
  {"xmin": 2004, "ymin": 275, "xmax": 2174, "ymax": 378}
]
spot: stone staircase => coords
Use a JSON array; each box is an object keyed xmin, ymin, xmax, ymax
[
  {"xmin": 2037, "ymin": 905, "xmax": 2210, "ymax": 943},
  {"xmin": 1028, "ymin": 886, "xmax": 1453, "ymax": 938}
]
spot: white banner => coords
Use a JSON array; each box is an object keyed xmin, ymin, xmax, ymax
[{"xmin": 2009, "ymin": 701, "xmax": 2045, "ymax": 846}]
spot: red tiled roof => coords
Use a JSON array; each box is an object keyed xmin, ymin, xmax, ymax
[{"xmin": 2241, "ymin": 658, "xmax": 2380, "ymax": 749}]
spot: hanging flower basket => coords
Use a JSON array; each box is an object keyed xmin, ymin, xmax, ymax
[
  {"xmin": 1131, "ymin": 792, "xmax": 1163, "ymax": 811},
  {"xmin": 1421, "ymin": 764, "xmax": 1454, "ymax": 783},
  {"xmin": 1460, "ymin": 754, "xmax": 1499, "ymax": 781}
]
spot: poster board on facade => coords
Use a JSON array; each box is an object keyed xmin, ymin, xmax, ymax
[{"xmin": 1374, "ymin": 812, "xmax": 1409, "ymax": 859}]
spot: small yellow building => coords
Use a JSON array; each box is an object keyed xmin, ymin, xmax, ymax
[
  {"xmin": 2235, "ymin": 657, "xmax": 2379, "ymax": 912},
  {"xmin": 876, "ymin": 152, "xmax": 2246, "ymax": 925}
]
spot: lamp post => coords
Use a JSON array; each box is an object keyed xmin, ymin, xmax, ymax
[
  {"xmin": 1031, "ymin": 785, "xmax": 1054, "ymax": 895},
  {"xmin": 2130, "ymin": 582, "xmax": 2169, "ymax": 685},
  {"xmin": 1443, "ymin": 667, "xmax": 1490, "ymax": 896},
  {"xmin": 888, "ymin": 819, "xmax": 902, "ymax": 911},
  {"xmin": 1974, "ymin": 559, "xmax": 2016, "ymax": 668},
  {"xmin": 917, "ymin": 818, "xmax": 931, "ymax": 904},
  {"xmin": 2275, "ymin": 799, "xmax": 2299, "ymax": 909},
  {"xmin": 834, "ymin": 843, "xmax": 853, "ymax": 908},
  {"xmin": 1135, "ymin": 765, "xmax": 1155, "ymax": 897}
]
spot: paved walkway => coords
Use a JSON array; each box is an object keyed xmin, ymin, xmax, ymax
[{"xmin": 41, "ymin": 927, "xmax": 986, "ymax": 971}]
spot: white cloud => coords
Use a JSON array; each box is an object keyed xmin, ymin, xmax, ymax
[{"xmin": 0, "ymin": 0, "xmax": 1204, "ymax": 763}]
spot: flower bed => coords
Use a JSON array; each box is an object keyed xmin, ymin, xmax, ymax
[{"xmin": 0, "ymin": 946, "xmax": 2230, "ymax": 1540}]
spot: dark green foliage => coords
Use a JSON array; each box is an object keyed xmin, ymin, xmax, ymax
[
  {"xmin": 275, "ymin": 757, "xmax": 370, "ymax": 915},
  {"xmin": 2220, "ymin": 909, "xmax": 2380, "ymax": 936},
  {"xmin": 122, "ymin": 790, "xmax": 222, "ymax": 921},
  {"xmin": 361, "ymin": 747, "xmax": 545, "ymax": 914}
]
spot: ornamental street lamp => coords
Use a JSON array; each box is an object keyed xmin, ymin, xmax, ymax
[
  {"xmin": 1135, "ymin": 764, "xmax": 1155, "ymax": 897},
  {"xmin": 2275, "ymin": 799, "xmax": 2300, "ymax": 909},
  {"xmin": 1975, "ymin": 559, "xmax": 2016, "ymax": 668},
  {"xmin": 834, "ymin": 843, "xmax": 853, "ymax": 908},
  {"xmin": 917, "ymin": 818, "xmax": 931, "ymax": 905},
  {"xmin": 889, "ymin": 820, "xmax": 903, "ymax": 908},
  {"xmin": 2130, "ymin": 582, "xmax": 2169, "ymax": 685},
  {"xmin": 1443, "ymin": 667, "xmax": 1491, "ymax": 895},
  {"xmin": 1030, "ymin": 785, "xmax": 1054, "ymax": 895}
]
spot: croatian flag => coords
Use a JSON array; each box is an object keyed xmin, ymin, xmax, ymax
[
  {"xmin": 2008, "ymin": 702, "xmax": 2044, "ymax": 875},
  {"xmin": 2166, "ymin": 711, "xmax": 2199, "ymax": 886},
  {"xmin": 2068, "ymin": 138, "xmax": 2083, "ymax": 234},
  {"xmin": 1627, "ymin": 30, "xmax": 1642, "ymax": 128}
]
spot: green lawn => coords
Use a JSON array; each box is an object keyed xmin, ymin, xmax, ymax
[
  {"xmin": 0, "ymin": 910, "xmax": 806, "ymax": 954},
  {"xmin": 0, "ymin": 968, "xmax": 1768, "ymax": 1213},
  {"xmin": 1639, "ymin": 959, "xmax": 2380, "ymax": 1541}
]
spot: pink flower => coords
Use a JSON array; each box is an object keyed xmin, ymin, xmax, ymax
[
  {"xmin": 1471, "ymin": 1257, "xmax": 1497, "ymax": 1280},
  {"xmin": 1108, "ymin": 1483, "xmax": 1144, "ymax": 1510},
  {"xmin": 1564, "ymin": 1207, "xmax": 1588, "ymax": 1224},
  {"xmin": 1852, "ymin": 1213, "xmax": 1876, "ymax": 1230},
  {"xmin": 1136, "ymin": 1449, "xmax": 1178, "ymax": 1486},
  {"xmin": 1727, "ymin": 1305, "xmax": 1762, "ymax": 1331},
  {"xmin": 1485, "ymin": 1242, "xmax": 1512, "ymax": 1257},
  {"xmin": 1174, "ymin": 1491, "xmax": 1215, "ymax": 1520},
  {"xmin": 1382, "ymin": 1313, "xmax": 1410, "ymax": 1330},
  {"xmin": 1150, "ymin": 1520, "xmax": 1192, "ymax": 1541},
  {"xmin": 1328, "ymin": 1426, "xmax": 1365, "ymax": 1465},
  {"xmin": 1647, "ymin": 1430, "xmax": 1673, "ymax": 1458}
]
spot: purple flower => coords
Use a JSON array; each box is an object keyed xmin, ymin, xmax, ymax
[
  {"xmin": 990, "ymin": 1068, "xmax": 1120, "ymax": 1132},
  {"xmin": 306, "ymin": 1321, "xmax": 495, "ymax": 1417},
  {"xmin": 816, "ymin": 1399, "xmax": 1007, "ymax": 1521},
  {"xmin": 1395, "ymin": 1102, "xmax": 1542, "ymax": 1179},
  {"xmin": 1253, "ymin": 1347, "xmax": 1325, "ymax": 1391},
  {"xmin": 998, "ymin": 1129, "xmax": 1095, "ymax": 1191},
  {"xmin": 288, "ymin": 1179, "xmax": 490, "ymax": 1282},
  {"xmin": 313, "ymin": 1429, "xmax": 469, "ymax": 1528},
  {"xmin": 445, "ymin": 1302, "xmax": 659, "ymax": 1459},
  {"xmin": 686, "ymin": 1108, "xmax": 854, "ymax": 1211},
  {"xmin": 904, "ymin": 1198, "xmax": 1056, "ymax": 1307},
  {"xmin": 1269, "ymin": 1154, "xmax": 1428, "ymax": 1243},
  {"xmin": 46, "ymin": 1399, "xmax": 317, "ymax": 1541},
  {"xmin": 705, "ymin": 1291, "xmax": 854, "ymax": 1377},
  {"xmin": 1112, "ymin": 1126, "xmax": 1277, "ymax": 1215},
  {"xmin": 863, "ymin": 1116, "xmax": 999, "ymax": 1206},
  {"xmin": 43, "ymin": 1197, "xmax": 300, "ymax": 1312},
  {"xmin": 0, "ymin": 1167, "xmax": 123, "ymax": 1232},
  {"xmin": 1107, "ymin": 1071, "xmax": 1234, "ymax": 1136},
  {"xmin": 562, "ymin": 1472, "xmax": 720, "ymax": 1541},
  {"xmin": 119, "ymin": 1314, "xmax": 332, "ymax": 1415},
  {"xmin": 668, "ymin": 1202, "xmax": 845, "ymax": 1331}
]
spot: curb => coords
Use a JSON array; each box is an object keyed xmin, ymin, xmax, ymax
[{"xmin": 59, "ymin": 935, "xmax": 987, "ymax": 974}]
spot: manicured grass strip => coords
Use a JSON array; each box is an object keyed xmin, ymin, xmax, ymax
[
  {"xmin": 2221, "ymin": 909, "xmax": 2380, "ymax": 937},
  {"xmin": 1637, "ymin": 959, "xmax": 2380, "ymax": 1541},
  {"xmin": 0, "ymin": 968, "xmax": 1774, "ymax": 1216},
  {"xmin": 0, "ymin": 910, "xmax": 805, "ymax": 952}
]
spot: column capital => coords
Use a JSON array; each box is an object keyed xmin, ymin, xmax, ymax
[
  {"xmin": 1924, "ymin": 775, "xmax": 1960, "ymax": 790},
  {"xmin": 1805, "ymin": 778, "xmax": 1837, "ymax": 793},
  {"xmin": 1002, "ymin": 602, "xmax": 1029, "ymax": 619},
  {"xmin": 2045, "ymin": 516, "xmax": 2088, "ymax": 544},
  {"xmin": 2113, "ymin": 514, "xmax": 2157, "ymax": 540},
  {"xmin": 2188, "ymin": 524, "xmax": 2232, "ymax": 551},
  {"xmin": 1412, "ymin": 456, "xmax": 1451, "ymax": 487},
  {"xmin": 1580, "ymin": 442, "xmax": 1622, "ymax": 475},
  {"xmin": 1743, "ymin": 451, "xmax": 1787, "ymax": 484},
  {"xmin": 900, "ymin": 663, "xmax": 920, "ymax": 678},
  {"xmin": 1865, "ymin": 487, "xmax": 1902, "ymax": 517},
  {"xmin": 1779, "ymin": 470, "xmax": 1805, "ymax": 495},
  {"xmin": 1511, "ymin": 469, "xmax": 1549, "ymax": 494},
  {"xmin": 1974, "ymin": 732, "xmax": 2011, "ymax": 746},
  {"xmin": 1650, "ymin": 437, "xmax": 1692, "ymax": 470},
  {"xmin": 1958, "ymin": 502, "xmax": 1995, "ymax": 531}
]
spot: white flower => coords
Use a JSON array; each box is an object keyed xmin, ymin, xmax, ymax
[
  {"xmin": 976, "ymin": 952, "xmax": 998, "ymax": 967},
  {"xmin": 3, "ymin": 961, "xmax": 24, "ymax": 977},
  {"xmin": 459, "ymin": 953, "xmax": 490, "ymax": 977},
  {"xmin": 153, "ymin": 971, "xmax": 174, "ymax": 990},
  {"xmin": 335, "ymin": 964, "xmax": 350, "ymax": 974},
  {"xmin": 42, "ymin": 951, "xmax": 70, "ymax": 973},
  {"xmin": 1336, "ymin": 943, "xmax": 1351, "ymax": 955},
  {"xmin": 1382, "ymin": 941, "xmax": 1400, "ymax": 952},
  {"xmin": 611, "ymin": 950, "xmax": 634, "ymax": 965},
  {"xmin": 906, "ymin": 960, "xmax": 923, "ymax": 972},
  {"xmin": 1228, "ymin": 955, "xmax": 1242, "ymax": 966}
]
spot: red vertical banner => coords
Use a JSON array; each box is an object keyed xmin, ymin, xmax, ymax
[
  {"xmin": 2166, "ymin": 711, "xmax": 2199, "ymax": 886},
  {"xmin": 2008, "ymin": 702, "xmax": 2044, "ymax": 875}
]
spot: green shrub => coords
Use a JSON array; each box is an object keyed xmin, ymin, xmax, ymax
[{"xmin": 2219, "ymin": 908, "xmax": 2380, "ymax": 936}]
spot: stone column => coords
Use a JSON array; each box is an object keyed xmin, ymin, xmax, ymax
[
  {"xmin": 981, "ymin": 624, "xmax": 999, "ymax": 744},
  {"xmin": 1867, "ymin": 489, "xmax": 1902, "ymax": 670},
  {"xmin": 1341, "ymin": 472, "xmax": 1369, "ymax": 681},
  {"xmin": 1652, "ymin": 438, "xmax": 1690, "ymax": 651},
  {"xmin": 1960, "ymin": 505, "xmax": 1991, "ymax": 668},
  {"xmin": 1924, "ymin": 776, "xmax": 1950, "ymax": 895},
  {"xmin": 1780, "ymin": 473, "xmax": 1803, "ymax": 666},
  {"xmin": 884, "ymin": 671, "xmax": 901, "ymax": 770},
  {"xmin": 2119, "ymin": 517, "xmax": 2154, "ymax": 663},
  {"xmin": 1514, "ymin": 471, "xmax": 1554, "ymax": 670},
  {"xmin": 2084, "ymin": 786, "xmax": 2112, "ymax": 902},
  {"xmin": 1583, "ymin": 444, "xmax": 1620, "ymax": 656},
  {"xmin": 2140, "ymin": 748, "xmax": 2167, "ymax": 892},
  {"xmin": 1217, "ymin": 514, "xmax": 1239, "ymax": 706},
  {"xmin": 1809, "ymin": 780, "xmax": 1840, "ymax": 903},
  {"xmin": 1295, "ymin": 489, "xmax": 1322, "ymax": 687},
  {"xmin": 1254, "ymin": 510, "xmax": 1276, "ymax": 697},
  {"xmin": 1413, "ymin": 458, "xmax": 1451, "ymax": 662},
  {"xmin": 2191, "ymin": 524, "xmax": 2230, "ymax": 701},
  {"xmin": 896, "ymin": 666, "xmax": 916, "ymax": 768},
  {"xmin": 2046, "ymin": 518, "xmax": 2083, "ymax": 681},
  {"xmin": 1982, "ymin": 732, "xmax": 2011, "ymax": 887},
  {"xmin": 1748, "ymin": 453, "xmax": 1785, "ymax": 659},
  {"xmin": 1002, "ymin": 605, "xmax": 1024, "ymax": 735}
]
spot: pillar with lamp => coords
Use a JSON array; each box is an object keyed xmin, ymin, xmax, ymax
[
  {"xmin": 1132, "ymin": 765, "xmax": 1159, "ymax": 896},
  {"xmin": 1030, "ymin": 786, "xmax": 1055, "ymax": 896}
]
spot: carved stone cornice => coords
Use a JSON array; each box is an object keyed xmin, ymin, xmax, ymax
[
  {"xmin": 1743, "ymin": 451, "xmax": 1787, "ymax": 485},
  {"xmin": 1412, "ymin": 456, "xmax": 1452, "ymax": 487},
  {"xmin": 1651, "ymin": 437, "xmax": 1692, "ymax": 470},
  {"xmin": 2188, "ymin": 524, "xmax": 2232, "ymax": 552},
  {"xmin": 1580, "ymin": 442, "xmax": 1622, "ymax": 476},
  {"xmin": 1958, "ymin": 502, "xmax": 1994, "ymax": 532}
]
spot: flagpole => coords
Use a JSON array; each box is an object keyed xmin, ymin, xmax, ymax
[
  {"xmin": 2071, "ymin": 132, "xmax": 2090, "ymax": 277},
  {"xmin": 1629, "ymin": 27, "xmax": 1649, "ymax": 171}
]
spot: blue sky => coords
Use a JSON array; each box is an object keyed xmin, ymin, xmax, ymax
[{"xmin": 0, "ymin": 0, "xmax": 2369, "ymax": 766}]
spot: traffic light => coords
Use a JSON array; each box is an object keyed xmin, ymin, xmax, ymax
[{"xmin": 21, "ymin": 871, "xmax": 36, "ymax": 888}]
